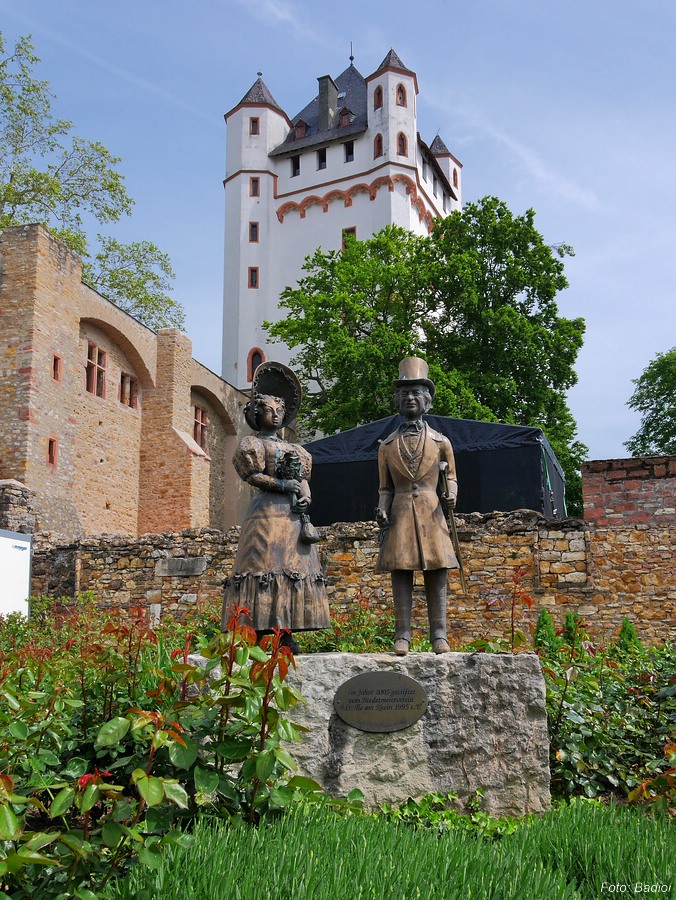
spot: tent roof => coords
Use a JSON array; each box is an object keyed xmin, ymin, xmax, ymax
[{"xmin": 304, "ymin": 415, "xmax": 564, "ymax": 480}]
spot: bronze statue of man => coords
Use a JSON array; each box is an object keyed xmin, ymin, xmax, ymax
[{"xmin": 375, "ymin": 358, "xmax": 459, "ymax": 655}]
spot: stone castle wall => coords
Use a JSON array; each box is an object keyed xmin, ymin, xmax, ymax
[
  {"xmin": 29, "ymin": 510, "xmax": 675, "ymax": 645},
  {"xmin": 0, "ymin": 224, "xmax": 249, "ymax": 537}
]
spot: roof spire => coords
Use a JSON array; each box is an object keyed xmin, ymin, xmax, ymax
[
  {"xmin": 257, "ymin": 70, "xmax": 263, "ymax": 78},
  {"xmin": 349, "ymin": 41, "xmax": 354, "ymax": 64}
]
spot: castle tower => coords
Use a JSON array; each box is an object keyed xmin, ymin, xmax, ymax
[{"xmin": 222, "ymin": 51, "xmax": 462, "ymax": 389}]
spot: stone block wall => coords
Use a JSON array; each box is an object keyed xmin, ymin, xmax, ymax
[
  {"xmin": 582, "ymin": 456, "xmax": 676, "ymax": 527},
  {"xmin": 0, "ymin": 480, "xmax": 37, "ymax": 534},
  {"xmin": 30, "ymin": 511, "xmax": 675, "ymax": 644}
]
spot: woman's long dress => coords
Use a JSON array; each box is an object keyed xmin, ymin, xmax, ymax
[{"xmin": 223, "ymin": 435, "xmax": 331, "ymax": 631}]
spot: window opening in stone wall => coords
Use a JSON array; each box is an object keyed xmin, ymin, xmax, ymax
[
  {"xmin": 339, "ymin": 109, "xmax": 351, "ymax": 128},
  {"xmin": 317, "ymin": 147, "xmax": 326, "ymax": 170},
  {"xmin": 52, "ymin": 353, "xmax": 62, "ymax": 382},
  {"xmin": 250, "ymin": 177, "xmax": 260, "ymax": 197},
  {"xmin": 433, "ymin": 175, "xmax": 438, "ymax": 197},
  {"xmin": 373, "ymin": 133, "xmax": 383, "ymax": 158},
  {"xmin": 290, "ymin": 155, "xmax": 300, "ymax": 177},
  {"xmin": 295, "ymin": 121, "xmax": 307, "ymax": 139},
  {"xmin": 397, "ymin": 132, "xmax": 407, "ymax": 157},
  {"xmin": 344, "ymin": 140, "xmax": 354, "ymax": 162},
  {"xmin": 247, "ymin": 347, "xmax": 265, "ymax": 381},
  {"xmin": 249, "ymin": 221, "xmax": 259, "ymax": 242},
  {"xmin": 47, "ymin": 436, "xmax": 58, "ymax": 467},
  {"xmin": 248, "ymin": 266, "xmax": 259, "ymax": 288},
  {"xmin": 396, "ymin": 84, "xmax": 407, "ymax": 107},
  {"xmin": 194, "ymin": 406, "xmax": 209, "ymax": 452},
  {"xmin": 249, "ymin": 117, "xmax": 260, "ymax": 135},
  {"xmin": 342, "ymin": 227, "xmax": 357, "ymax": 250},
  {"xmin": 453, "ymin": 167, "xmax": 458, "ymax": 188},
  {"xmin": 120, "ymin": 372, "xmax": 139, "ymax": 409},
  {"xmin": 86, "ymin": 342, "xmax": 106, "ymax": 397},
  {"xmin": 374, "ymin": 85, "xmax": 383, "ymax": 110}
]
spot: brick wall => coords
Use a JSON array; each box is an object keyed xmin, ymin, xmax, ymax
[
  {"xmin": 582, "ymin": 456, "xmax": 676, "ymax": 527},
  {"xmin": 31, "ymin": 511, "xmax": 675, "ymax": 644}
]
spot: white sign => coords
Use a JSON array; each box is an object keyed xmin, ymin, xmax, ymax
[{"xmin": 0, "ymin": 529, "xmax": 32, "ymax": 617}]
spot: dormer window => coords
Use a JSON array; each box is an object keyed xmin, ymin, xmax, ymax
[
  {"xmin": 339, "ymin": 108, "xmax": 352, "ymax": 128},
  {"xmin": 295, "ymin": 120, "xmax": 307, "ymax": 139},
  {"xmin": 396, "ymin": 84, "xmax": 407, "ymax": 107},
  {"xmin": 374, "ymin": 85, "xmax": 383, "ymax": 110}
]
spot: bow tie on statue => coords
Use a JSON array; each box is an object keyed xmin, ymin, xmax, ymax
[{"xmin": 400, "ymin": 420, "xmax": 423, "ymax": 434}]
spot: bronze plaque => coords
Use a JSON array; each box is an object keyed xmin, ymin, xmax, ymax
[{"xmin": 333, "ymin": 671, "xmax": 428, "ymax": 733}]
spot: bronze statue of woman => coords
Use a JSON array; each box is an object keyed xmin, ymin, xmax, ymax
[{"xmin": 222, "ymin": 362, "xmax": 330, "ymax": 652}]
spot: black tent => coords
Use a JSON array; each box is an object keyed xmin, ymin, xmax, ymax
[{"xmin": 303, "ymin": 415, "xmax": 566, "ymax": 526}]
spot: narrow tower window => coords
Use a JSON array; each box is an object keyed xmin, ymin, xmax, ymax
[
  {"xmin": 247, "ymin": 347, "xmax": 265, "ymax": 382},
  {"xmin": 373, "ymin": 133, "xmax": 383, "ymax": 158},
  {"xmin": 396, "ymin": 84, "xmax": 407, "ymax": 107},
  {"xmin": 374, "ymin": 85, "xmax": 383, "ymax": 110},
  {"xmin": 193, "ymin": 407, "xmax": 209, "ymax": 452},
  {"xmin": 47, "ymin": 436, "xmax": 58, "ymax": 468},
  {"xmin": 249, "ymin": 117, "xmax": 260, "ymax": 135},
  {"xmin": 249, "ymin": 221, "xmax": 259, "ymax": 242},
  {"xmin": 248, "ymin": 267, "xmax": 259, "ymax": 288},
  {"xmin": 52, "ymin": 353, "xmax": 62, "ymax": 382},
  {"xmin": 250, "ymin": 177, "xmax": 260, "ymax": 197},
  {"xmin": 396, "ymin": 132, "xmax": 408, "ymax": 157},
  {"xmin": 85, "ymin": 342, "xmax": 106, "ymax": 398}
]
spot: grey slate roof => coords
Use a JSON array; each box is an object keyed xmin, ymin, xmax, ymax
[
  {"xmin": 430, "ymin": 134, "xmax": 451, "ymax": 156},
  {"xmin": 376, "ymin": 49, "xmax": 413, "ymax": 73},
  {"xmin": 269, "ymin": 63, "xmax": 368, "ymax": 156},
  {"xmin": 237, "ymin": 76, "xmax": 283, "ymax": 111}
]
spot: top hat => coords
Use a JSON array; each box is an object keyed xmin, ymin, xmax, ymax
[
  {"xmin": 392, "ymin": 357, "xmax": 435, "ymax": 398},
  {"xmin": 245, "ymin": 361, "xmax": 302, "ymax": 430}
]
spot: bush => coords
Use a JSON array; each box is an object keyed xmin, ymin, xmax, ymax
[{"xmin": 0, "ymin": 596, "xmax": 352, "ymax": 896}]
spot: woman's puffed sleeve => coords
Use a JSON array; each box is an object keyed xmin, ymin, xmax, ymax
[
  {"xmin": 232, "ymin": 436, "xmax": 266, "ymax": 482},
  {"xmin": 295, "ymin": 445, "xmax": 313, "ymax": 480}
]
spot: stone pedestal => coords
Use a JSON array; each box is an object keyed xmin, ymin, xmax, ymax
[{"xmin": 287, "ymin": 652, "xmax": 550, "ymax": 816}]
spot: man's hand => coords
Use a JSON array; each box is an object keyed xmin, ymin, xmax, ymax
[{"xmin": 375, "ymin": 507, "xmax": 390, "ymax": 528}]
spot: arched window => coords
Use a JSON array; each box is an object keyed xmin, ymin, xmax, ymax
[
  {"xmin": 396, "ymin": 132, "xmax": 408, "ymax": 157},
  {"xmin": 396, "ymin": 84, "xmax": 407, "ymax": 107},
  {"xmin": 453, "ymin": 168, "xmax": 458, "ymax": 188},
  {"xmin": 374, "ymin": 85, "xmax": 383, "ymax": 110},
  {"xmin": 247, "ymin": 347, "xmax": 265, "ymax": 382},
  {"xmin": 373, "ymin": 133, "xmax": 383, "ymax": 158}
]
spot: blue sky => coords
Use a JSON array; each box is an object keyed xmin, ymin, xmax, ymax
[{"xmin": 2, "ymin": 0, "xmax": 674, "ymax": 461}]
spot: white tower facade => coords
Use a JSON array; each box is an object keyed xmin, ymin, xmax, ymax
[{"xmin": 222, "ymin": 50, "xmax": 463, "ymax": 388}]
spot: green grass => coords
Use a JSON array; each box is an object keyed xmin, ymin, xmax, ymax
[{"xmin": 108, "ymin": 801, "xmax": 675, "ymax": 900}]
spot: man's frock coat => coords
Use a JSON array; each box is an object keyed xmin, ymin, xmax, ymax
[{"xmin": 376, "ymin": 424, "xmax": 459, "ymax": 572}]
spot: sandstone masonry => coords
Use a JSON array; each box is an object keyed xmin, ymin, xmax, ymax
[{"xmin": 29, "ymin": 508, "xmax": 675, "ymax": 644}]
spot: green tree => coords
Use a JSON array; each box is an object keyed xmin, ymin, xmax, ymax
[
  {"xmin": 0, "ymin": 32, "xmax": 183, "ymax": 330},
  {"xmin": 266, "ymin": 197, "xmax": 587, "ymax": 513},
  {"xmin": 624, "ymin": 347, "xmax": 676, "ymax": 456}
]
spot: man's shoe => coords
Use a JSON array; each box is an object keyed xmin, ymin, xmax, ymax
[
  {"xmin": 394, "ymin": 639, "xmax": 410, "ymax": 656},
  {"xmin": 432, "ymin": 639, "xmax": 450, "ymax": 654}
]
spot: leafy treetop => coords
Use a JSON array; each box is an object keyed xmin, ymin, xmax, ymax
[
  {"xmin": 624, "ymin": 346, "xmax": 676, "ymax": 457},
  {"xmin": 266, "ymin": 197, "xmax": 587, "ymax": 512},
  {"xmin": 0, "ymin": 32, "xmax": 184, "ymax": 331}
]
